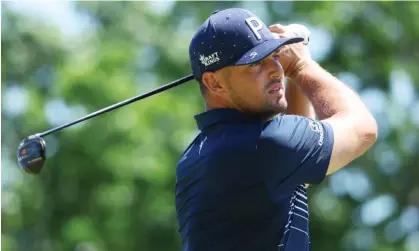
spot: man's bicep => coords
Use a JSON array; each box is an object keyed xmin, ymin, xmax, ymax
[{"xmin": 322, "ymin": 115, "xmax": 374, "ymax": 175}]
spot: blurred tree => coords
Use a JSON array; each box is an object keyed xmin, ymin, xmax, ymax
[{"xmin": 2, "ymin": 1, "xmax": 419, "ymax": 251}]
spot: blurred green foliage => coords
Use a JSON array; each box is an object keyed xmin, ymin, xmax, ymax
[{"xmin": 2, "ymin": 1, "xmax": 419, "ymax": 251}]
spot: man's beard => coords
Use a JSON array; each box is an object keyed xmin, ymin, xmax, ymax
[
  {"xmin": 227, "ymin": 85, "xmax": 287, "ymax": 120},
  {"xmin": 237, "ymin": 100, "xmax": 287, "ymax": 122},
  {"xmin": 259, "ymin": 92, "xmax": 288, "ymax": 118},
  {"xmin": 259, "ymin": 104, "xmax": 287, "ymax": 121}
]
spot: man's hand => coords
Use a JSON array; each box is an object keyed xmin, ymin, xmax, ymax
[
  {"xmin": 270, "ymin": 24, "xmax": 315, "ymax": 119},
  {"xmin": 269, "ymin": 24, "xmax": 313, "ymax": 79}
]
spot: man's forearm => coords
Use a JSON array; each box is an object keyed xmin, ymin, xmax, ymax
[
  {"xmin": 291, "ymin": 61, "xmax": 372, "ymax": 122},
  {"xmin": 285, "ymin": 78, "xmax": 315, "ymax": 119}
]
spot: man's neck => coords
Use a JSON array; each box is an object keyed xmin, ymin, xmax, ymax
[
  {"xmin": 205, "ymin": 103, "xmax": 278, "ymax": 122},
  {"xmin": 204, "ymin": 97, "xmax": 236, "ymax": 112}
]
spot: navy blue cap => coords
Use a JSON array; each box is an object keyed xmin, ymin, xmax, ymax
[{"xmin": 189, "ymin": 8, "xmax": 304, "ymax": 81}]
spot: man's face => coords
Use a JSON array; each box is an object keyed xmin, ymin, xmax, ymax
[{"xmin": 218, "ymin": 49, "xmax": 288, "ymax": 118}]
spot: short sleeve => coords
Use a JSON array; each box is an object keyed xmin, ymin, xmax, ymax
[{"xmin": 256, "ymin": 115, "xmax": 334, "ymax": 187}]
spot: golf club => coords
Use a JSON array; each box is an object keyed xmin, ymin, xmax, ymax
[{"xmin": 17, "ymin": 74, "xmax": 194, "ymax": 175}]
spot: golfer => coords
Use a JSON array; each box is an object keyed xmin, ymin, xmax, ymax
[{"xmin": 175, "ymin": 8, "xmax": 377, "ymax": 251}]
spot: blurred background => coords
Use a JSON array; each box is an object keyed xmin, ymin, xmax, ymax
[{"xmin": 2, "ymin": 1, "xmax": 419, "ymax": 251}]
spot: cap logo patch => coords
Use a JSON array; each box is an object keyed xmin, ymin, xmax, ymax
[
  {"xmin": 199, "ymin": 52, "xmax": 220, "ymax": 66},
  {"xmin": 245, "ymin": 17, "xmax": 263, "ymax": 40}
]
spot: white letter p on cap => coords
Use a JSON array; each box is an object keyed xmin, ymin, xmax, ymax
[{"xmin": 245, "ymin": 17, "xmax": 263, "ymax": 40}]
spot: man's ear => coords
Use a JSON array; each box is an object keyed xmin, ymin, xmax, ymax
[{"xmin": 201, "ymin": 72, "xmax": 226, "ymax": 95}]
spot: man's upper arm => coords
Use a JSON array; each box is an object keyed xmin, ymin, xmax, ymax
[
  {"xmin": 322, "ymin": 114, "xmax": 377, "ymax": 176},
  {"xmin": 255, "ymin": 115, "xmax": 334, "ymax": 187}
]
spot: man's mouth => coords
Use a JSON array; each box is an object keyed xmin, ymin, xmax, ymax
[{"xmin": 268, "ymin": 81, "xmax": 284, "ymax": 93}]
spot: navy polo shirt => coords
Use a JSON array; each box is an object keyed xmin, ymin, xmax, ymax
[{"xmin": 175, "ymin": 108, "xmax": 334, "ymax": 251}]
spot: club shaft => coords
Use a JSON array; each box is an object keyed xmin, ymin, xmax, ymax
[{"xmin": 38, "ymin": 74, "xmax": 194, "ymax": 137}]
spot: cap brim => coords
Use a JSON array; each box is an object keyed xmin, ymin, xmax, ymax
[{"xmin": 235, "ymin": 37, "xmax": 304, "ymax": 66}]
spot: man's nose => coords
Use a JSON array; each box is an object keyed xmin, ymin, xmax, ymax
[{"xmin": 266, "ymin": 55, "xmax": 284, "ymax": 77}]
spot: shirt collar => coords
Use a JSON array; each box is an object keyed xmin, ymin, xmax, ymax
[{"xmin": 194, "ymin": 108, "xmax": 265, "ymax": 130}]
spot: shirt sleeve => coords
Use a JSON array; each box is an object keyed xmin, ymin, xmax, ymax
[{"xmin": 255, "ymin": 115, "xmax": 335, "ymax": 188}]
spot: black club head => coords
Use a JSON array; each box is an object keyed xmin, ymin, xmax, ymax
[{"xmin": 17, "ymin": 135, "xmax": 46, "ymax": 175}]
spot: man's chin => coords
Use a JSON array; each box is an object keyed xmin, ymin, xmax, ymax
[
  {"xmin": 270, "ymin": 97, "xmax": 288, "ymax": 113},
  {"xmin": 260, "ymin": 102, "xmax": 288, "ymax": 119}
]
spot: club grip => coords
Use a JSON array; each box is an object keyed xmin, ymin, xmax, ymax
[{"xmin": 287, "ymin": 24, "xmax": 311, "ymax": 45}]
